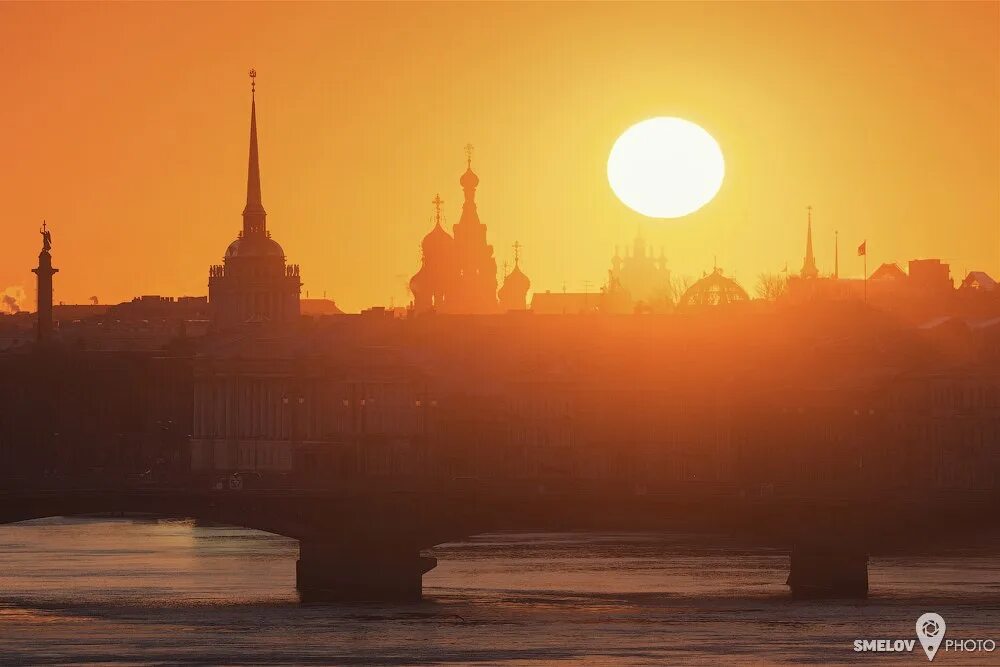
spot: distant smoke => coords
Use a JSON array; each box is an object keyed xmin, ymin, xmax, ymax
[{"xmin": 0, "ymin": 286, "xmax": 26, "ymax": 314}]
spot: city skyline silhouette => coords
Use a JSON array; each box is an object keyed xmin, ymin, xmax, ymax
[
  {"xmin": 1, "ymin": 4, "xmax": 999, "ymax": 665},
  {"xmin": 1, "ymin": 2, "xmax": 997, "ymax": 313}
]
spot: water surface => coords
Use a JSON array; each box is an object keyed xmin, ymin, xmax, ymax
[{"xmin": 0, "ymin": 517, "xmax": 997, "ymax": 665}]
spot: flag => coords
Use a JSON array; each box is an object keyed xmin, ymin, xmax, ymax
[{"xmin": 857, "ymin": 241, "xmax": 866, "ymax": 256}]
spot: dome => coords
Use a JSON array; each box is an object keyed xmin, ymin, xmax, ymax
[
  {"xmin": 500, "ymin": 265, "xmax": 530, "ymax": 295},
  {"xmin": 679, "ymin": 268, "xmax": 749, "ymax": 307},
  {"xmin": 225, "ymin": 233, "xmax": 285, "ymax": 259},
  {"xmin": 460, "ymin": 166, "xmax": 479, "ymax": 189},
  {"xmin": 499, "ymin": 264, "xmax": 530, "ymax": 311},
  {"xmin": 409, "ymin": 263, "xmax": 428, "ymax": 295},
  {"xmin": 421, "ymin": 222, "xmax": 454, "ymax": 258}
]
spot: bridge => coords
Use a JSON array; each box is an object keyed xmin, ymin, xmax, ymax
[{"xmin": 0, "ymin": 482, "xmax": 996, "ymax": 602}]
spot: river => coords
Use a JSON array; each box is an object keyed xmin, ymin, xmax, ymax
[{"xmin": 0, "ymin": 517, "xmax": 997, "ymax": 665}]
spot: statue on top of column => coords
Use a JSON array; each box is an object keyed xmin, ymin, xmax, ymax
[{"xmin": 39, "ymin": 221, "xmax": 52, "ymax": 252}]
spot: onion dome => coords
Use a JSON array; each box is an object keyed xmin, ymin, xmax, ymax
[
  {"xmin": 421, "ymin": 221, "xmax": 454, "ymax": 258},
  {"xmin": 460, "ymin": 143, "xmax": 479, "ymax": 189},
  {"xmin": 678, "ymin": 267, "xmax": 749, "ymax": 307},
  {"xmin": 500, "ymin": 264, "xmax": 530, "ymax": 296},
  {"xmin": 498, "ymin": 263, "xmax": 530, "ymax": 311},
  {"xmin": 409, "ymin": 263, "xmax": 428, "ymax": 294},
  {"xmin": 499, "ymin": 242, "xmax": 530, "ymax": 311},
  {"xmin": 460, "ymin": 165, "xmax": 479, "ymax": 189},
  {"xmin": 421, "ymin": 193, "xmax": 454, "ymax": 259}
]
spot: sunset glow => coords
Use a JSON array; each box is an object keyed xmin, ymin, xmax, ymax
[
  {"xmin": 0, "ymin": 3, "xmax": 999, "ymax": 663},
  {"xmin": 0, "ymin": 3, "xmax": 996, "ymax": 310}
]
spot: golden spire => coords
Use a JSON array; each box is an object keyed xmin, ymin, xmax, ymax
[{"xmin": 243, "ymin": 68, "xmax": 265, "ymax": 227}]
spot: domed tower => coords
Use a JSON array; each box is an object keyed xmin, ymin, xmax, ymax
[
  {"xmin": 208, "ymin": 71, "xmax": 302, "ymax": 329},
  {"xmin": 498, "ymin": 241, "xmax": 530, "ymax": 311},
  {"xmin": 445, "ymin": 144, "xmax": 498, "ymax": 313},
  {"xmin": 410, "ymin": 194, "xmax": 454, "ymax": 313}
]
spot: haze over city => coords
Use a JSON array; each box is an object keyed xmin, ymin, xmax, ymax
[
  {"xmin": 2, "ymin": 2, "xmax": 997, "ymax": 312},
  {"xmin": 1, "ymin": 3, "xmax": 999, "ymax": 665}
]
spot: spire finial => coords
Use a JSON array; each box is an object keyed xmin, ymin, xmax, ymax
[
  {"xmin": 249, "ymin": 68, "xmax": 256, "ymax": 95},
  {"xmin": 464, "ymin": 142, "xmax": 474, "ymax": 167},
  {"xmin": 431, "ymin": 193, "xmax": 444, "ymax": 226},
  {"xmin": 512, "ymin": 240, "xmax": 522, "ymax": 266}
]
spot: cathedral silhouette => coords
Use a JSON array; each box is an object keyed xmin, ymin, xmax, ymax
[{"xmin": 410, "ymin": 147, "xmax": 529, "ymax": 314}]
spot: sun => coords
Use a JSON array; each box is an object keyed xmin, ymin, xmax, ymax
[{"xmin": 607, "ymin": 117, "xmax": 725, "ymax": 219}]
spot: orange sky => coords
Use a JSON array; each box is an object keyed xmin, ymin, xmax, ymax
[{"xmin": 1, "ymin": 2, "xmax": 997, "ymax": 312}]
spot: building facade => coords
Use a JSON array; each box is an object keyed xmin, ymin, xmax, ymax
[{"xmin": 189, "ymin": 336, "xmax": 432, "ymax": 480}]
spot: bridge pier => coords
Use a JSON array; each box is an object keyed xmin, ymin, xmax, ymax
[
  {"xmin": 296, "ymin": 540, "xmax": 437, "ymax": 602},
  {"xmin": 786, "ymin": 545, "xmax": 868, "ymax": 599}
]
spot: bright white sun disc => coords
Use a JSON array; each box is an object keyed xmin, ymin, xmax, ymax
[{"xmin": 607, "ymin": 117, "xmax": 725, "ymax": 219}]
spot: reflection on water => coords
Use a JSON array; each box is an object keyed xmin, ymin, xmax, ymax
[{"xmin": 0, "ymin": 517, "xmax": 997, "ymax": 665}]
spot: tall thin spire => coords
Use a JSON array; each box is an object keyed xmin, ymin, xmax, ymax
[
  {"xmin": 243, "ymin": 68, "xmax": 266, "ymax": 235},
  {"xmin": 834, "ymin": 229, "xmax": 839, "ymax": 279},
  {"xmin": 800, "ymin": 205, "xmax": 819, "ymax": 279}
]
